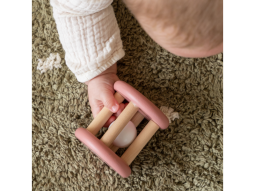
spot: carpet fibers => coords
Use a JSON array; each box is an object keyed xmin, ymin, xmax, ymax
[{"xmin": 32, "ymin": 0, "xmax": 223, "ymax": 190}]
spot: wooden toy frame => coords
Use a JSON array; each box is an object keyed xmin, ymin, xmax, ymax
[{"xmin": 75, "ymin": 81, "xmax": 169, "ymax": 178}]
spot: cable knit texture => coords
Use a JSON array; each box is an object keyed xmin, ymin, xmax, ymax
[{"xmin": 50, "ymin": 0, "xmax": 125, "ymax": 82}]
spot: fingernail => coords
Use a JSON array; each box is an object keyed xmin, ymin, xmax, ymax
[{"xmin": 112, "ymin": 104, "xmax": 118, "ymax": 112}]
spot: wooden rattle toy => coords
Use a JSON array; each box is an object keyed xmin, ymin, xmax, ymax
[{"xmin": 75, "ymin": 81, "xmax": 169, "ymax": 178}]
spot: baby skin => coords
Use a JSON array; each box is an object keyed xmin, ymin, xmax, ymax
[
  {"xmin": 85, "ymin": 63, "xmax": 123, "ymax": 127},
  {"xmin": 86, "ymin": 0, "xmax": 223, "ymax": 126}
]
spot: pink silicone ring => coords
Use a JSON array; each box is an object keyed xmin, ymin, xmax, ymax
[
  {"xmin": 75, "ymin": 128, "xmax": 131, "ymax": 178},
  {"xmin": 114, "ymin": 81, "xmax": 169, "ymax": 129}
]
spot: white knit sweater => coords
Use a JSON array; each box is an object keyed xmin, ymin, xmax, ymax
[{"xmin": 50, "ymin": 0, "xmax": 125, "ymax": 83}]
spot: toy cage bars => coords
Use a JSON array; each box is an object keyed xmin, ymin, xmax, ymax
[{"xmin": 75, "ymin": 81, "xmax": 169, "ymax": 178}]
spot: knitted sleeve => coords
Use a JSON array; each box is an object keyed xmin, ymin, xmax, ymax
[{"xmin": 50, "ymin": 0, "xmax": 125, "ymax": 82}]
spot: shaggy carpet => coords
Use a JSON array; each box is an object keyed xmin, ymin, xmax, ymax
[{"xmin": 32, "ymin": 0, "xmax": 223, "ymax": 190}]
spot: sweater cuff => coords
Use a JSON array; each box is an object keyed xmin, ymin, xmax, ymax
[{"xmin": 75, "ymin": 48, "xmax": 125, "ymax": 83}]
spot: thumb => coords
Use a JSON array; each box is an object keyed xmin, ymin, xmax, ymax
[{"xmin": 101, "ymin": 91, "xmax": 119, "ymax": 113}]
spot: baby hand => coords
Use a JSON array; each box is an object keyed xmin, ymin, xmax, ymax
[{"xmin": 85, "ymin": 64, "xmax": 126, "ymax": 127}]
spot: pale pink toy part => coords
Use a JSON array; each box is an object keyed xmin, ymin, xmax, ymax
[
  {"xmin": 114, "ymin": 81, "xmax": 169, "ymax": 129},
  {"xmin": 75, "ymin": 80, "xmax": 169, "ymax": 178},
  {"xmin": 75, "ymin": 128, "xmax": 131, "ymax": 178},
  {"xmin": 109, "ymin": 121, "xmax": 137, "ymax": 148}
]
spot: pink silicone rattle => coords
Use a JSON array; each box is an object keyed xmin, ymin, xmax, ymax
[{"xmin": 75, "ymin": 81, "xmax": 169, "ymax": 178}]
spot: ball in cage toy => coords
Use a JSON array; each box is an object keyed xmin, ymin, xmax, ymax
[{"xmin": 75, "ymin": 81, "xmax": 169, "ymax": 178}]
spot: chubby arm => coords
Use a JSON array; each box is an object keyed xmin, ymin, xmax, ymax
[{"xmin": 51, "ymin": 0, "xmax": 125, "ymax": 82}]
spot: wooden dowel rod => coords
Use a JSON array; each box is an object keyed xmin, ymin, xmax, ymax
[
  {"xmin": 109, "ymin": 144, "xmax": 119, "ymax": 153},
  {"xmin": 86, "ymin": 92, "xmax": 124, "ymax": 135},
  {"xmin": 131, "ymin": 112, "xmax": 145, "ymax": 127},
  {"xmin": 101, "ymin": 101, "xmax": 139, "ymax": 147},
  {"xmin": 110, "ymin": 111, "xmax": 145, "ymax": 152},
  {"xmin": 121, "ymin": 120, "xmax": 159, "ymax": 165}
]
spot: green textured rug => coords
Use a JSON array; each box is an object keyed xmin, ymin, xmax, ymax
[{"xmin": 32, "ymin": 0, "xmax": 223, "ymax": 190}]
